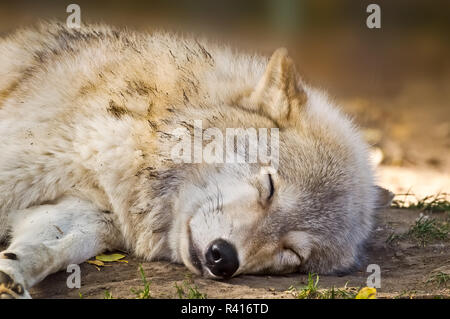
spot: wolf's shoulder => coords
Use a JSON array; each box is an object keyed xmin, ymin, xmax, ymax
[{"xmin": 0, "ymin": 21, "xmax": 265, "ymax": 86}]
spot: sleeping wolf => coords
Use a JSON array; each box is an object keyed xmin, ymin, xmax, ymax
[{"xmin": 0, "ymin": 22, "xmax": 392, "ymax": 298}]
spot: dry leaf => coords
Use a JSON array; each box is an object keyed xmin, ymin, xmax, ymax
[
  {"xmin": 87, "ymin": 260, "xmax": 105, "ymax": 267},
  {"xmin": 355, "ymin": 287, "xmax": 377, "ymax": 299},
  {"xmin": 96, "ymin": 253, "xmax": 126, "ymax": 262}
]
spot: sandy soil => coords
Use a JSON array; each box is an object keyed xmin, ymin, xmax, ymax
[{"xmin": 26, "ymin": 207, "xmax": 448, "ymax": 299}]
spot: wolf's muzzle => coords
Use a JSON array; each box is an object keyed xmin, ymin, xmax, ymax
[{"xmin": 205, "ymin": 239, "xmax": 239, "ymax": 279}]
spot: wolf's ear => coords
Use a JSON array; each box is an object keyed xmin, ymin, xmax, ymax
[
  {"xmin": 249, "ymin": 48, "xmax": 307, "ymax": 125},
  {"xmin": 374, "ymin": 186, "xmax": 394, "ymax": 210}
]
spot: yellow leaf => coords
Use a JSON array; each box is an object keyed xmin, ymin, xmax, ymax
[
  {"xmin": 87, "ymin": 260, "xmax": 105, "ymax": 267},
  {"xmin": 96, "ymin": 253, "xmax": 126, "ymax": 262},
  {"xmin": 355, "ymin": 287, "xmax": 377, "ymax": 299}
]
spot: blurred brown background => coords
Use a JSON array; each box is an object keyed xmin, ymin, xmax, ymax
[{"xmin": 0, "ymin": 0, "xmax": 449, "ymax": 197}]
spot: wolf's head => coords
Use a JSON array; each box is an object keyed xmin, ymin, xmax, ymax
[{"xmin": 169, "ymin": 48, "xmax": 393, "ymax": 279}]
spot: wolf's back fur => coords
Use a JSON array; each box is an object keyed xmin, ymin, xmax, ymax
[{"xmin": 0, "ymin": 22, "xmax": 386, "ymax": 288}]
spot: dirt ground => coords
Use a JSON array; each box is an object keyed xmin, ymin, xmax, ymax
[{"xmin": 26, "ymin": 206, "xmax": 448, "ymax": 299}]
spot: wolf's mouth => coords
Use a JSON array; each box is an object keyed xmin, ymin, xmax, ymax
[{"xmin": 187, "ymin": 225, "xmax": 203, "ymax": 275}]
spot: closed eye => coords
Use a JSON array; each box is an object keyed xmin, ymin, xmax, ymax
[
  {"xmin": 267, "ymin": 174, "xmax": 274, "ymax": 200},
  {"xmin": 257, "ymin": 170, "xmax": 276, "ymax": 204}
]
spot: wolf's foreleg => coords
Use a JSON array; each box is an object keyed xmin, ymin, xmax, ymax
[{"xmin": 0, "ymin": 196, "xmax": 122, "ymax": 299}]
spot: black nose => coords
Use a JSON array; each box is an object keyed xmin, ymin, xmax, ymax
[{"xmin": 205, "ymin": 239, "xmax": 239, "ymax": 278}]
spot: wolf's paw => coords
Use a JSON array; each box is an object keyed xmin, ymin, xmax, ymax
[{"xmin": 0, "ymin": 271, "xmax": 28, "ymax": 299}]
